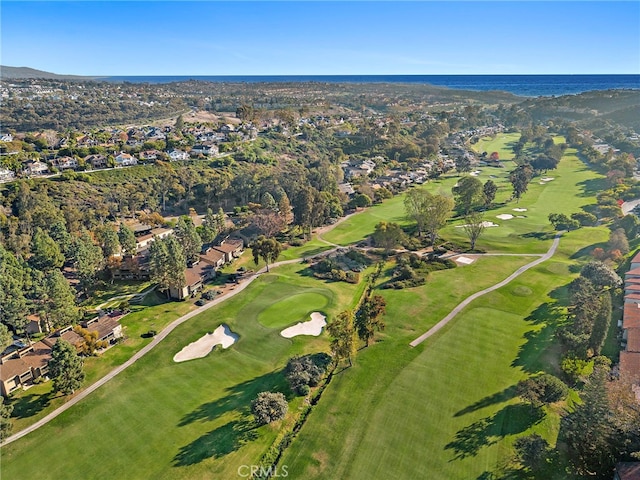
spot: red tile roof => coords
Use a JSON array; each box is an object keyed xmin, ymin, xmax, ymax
[
  {"xmin": 620, "ymin": 351, "xmax": 640, "ymax": 381},
  {"xmin": 625, "ymin": 284, "xmax": 640, "ymax": 292},
  {"xmin": 624, "ymin": 304, "xmax": 640, "ymax": 329},
  {"xmin": 627, "ymin": 329, "xmax": 640, "ymax": 352},
  {"xmin": 616, "ymin": 462, "xmax": 640, "ymax": 480},
  {"xmin": 631, "ymin": 251, "xmax": 640, "ymax": 264},
  {"xmin": 626, "ymin": 267, "xmax": 640, "ymax": 276}
]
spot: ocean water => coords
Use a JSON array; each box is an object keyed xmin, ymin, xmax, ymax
[{"xmin": 103, "ymin": 74, "xmax": 640, "ymax": 97}]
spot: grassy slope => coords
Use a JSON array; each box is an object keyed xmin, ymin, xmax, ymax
[
  {"xmin": 4, "ymin": 133, "xmax": 609, "ymax": 479},
  {"xmin": 281, "ymin": 135, "xmax": 609, "ymax": 479},
  {"xmin": 1, "ymin": 265, "xmax": 361, "ymax": 480}
]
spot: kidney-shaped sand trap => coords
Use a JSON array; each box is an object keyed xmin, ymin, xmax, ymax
[
  {"xmin": 281, "ymin": 312, "xmax": 327, "ymax": 338},
  {"xmin": 173, "ymin": 324, "xmax": 238, "ymax": 362},
  {"xmin": 496, "ymin": 213, "xmax": 514, "ymax": 220}
]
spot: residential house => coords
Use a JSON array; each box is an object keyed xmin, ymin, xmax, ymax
[
  {"xmin": 110, "ymin": 253, "xmax": 151, "ymax": 280},
  {"xmin": 115, "ymin": 152, "xmax": 138, "ymax": 167},
  {"xmin": 139, "ymin": 150, "xmax": 160, "ymax": 162},
  {"xmin": 0, "ymin": 133, "xmax": 14, "ymax": 143},
  {"xmin": 212, "ymin": 239, "xmax": 244, "ymax": 263},
  {"xmin": 620, "ymin": 257, "xmax": 640, "ymax": 385},
  {"xmin": 169, "ymin": 149, "xmax": 189, "ymax": 161},
  {"xmin": 169, "ymin": 261, "xmax": 215, "ymax": 300},
  {"xmin": 191, "ymin": 144, "xmax": 219, "ymax": 156},
  {"xmin": 85, "ymin": 154, "xmax": 108, "ymax": 169},
  {"xmin": 200, "ymin": 247, "xmax": 226, "ymax": 269},
  {"xmin": 135, "ymin": 227, "xmax": 173, "ymax": 250},
  {"xmin": 23, "ymin": 160, "xmax": 49, "ymax": 176},
  {"xmin": 0, "ymin": 168, "xmax": 15, "ymax": 183},
  {"xmin": 0, "ymin": 341, "xmax": 52, "ymax": 397},
  {"xmin": 51, "ymin": 156, "xmax": 78, "ymax": 171}
]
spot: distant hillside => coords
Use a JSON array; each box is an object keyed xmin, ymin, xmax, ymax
[{"xmin": 0, "ymin": 66, "xmax": 98, "ymax": 81}]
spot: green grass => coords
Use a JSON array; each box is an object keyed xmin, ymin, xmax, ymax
[
  {"xmin": 4, "ymin": 133, "xmax": 611, "ymax": 479},
  {"xmin": 473, "ymin": 132, "xmax": 521, "ymax": 160},
  {"xmin": 257, "ymin": 290, "xmax": 329, "ymax": 328},
  {"xmin": 2, "ymin": 264, "xmax": 363, "ymax": 480}
]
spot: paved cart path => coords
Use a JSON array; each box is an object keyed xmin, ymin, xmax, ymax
[{"xmin": 409, "ymin": 234, "xmax": 561, "ymax": 348}]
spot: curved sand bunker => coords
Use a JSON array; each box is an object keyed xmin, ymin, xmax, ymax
[
  {"xmin": 456, "ymin": 221, "xmax": 499, "ymax": 228},
  {"xmin": 173, "ymin": 324, "xmax": 238, "ymax": 362},
  {"xmin": 496, "ymin": 213, "xmax": 514, "ymax": 220},
  {"xmin": 281, "ymin": 312, "xmax": 327, "ymax": 338}
]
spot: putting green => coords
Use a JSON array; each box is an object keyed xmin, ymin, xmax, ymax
[{"xmin": 257, "ymin": 291, "xmax": 329, "ymax": 328}]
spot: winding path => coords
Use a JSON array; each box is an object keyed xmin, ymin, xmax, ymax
[
  {"xmin": 1, "ymin": 258, "xmax": 301, "ymax": 446},
  {"xmin": 409, "ymin": 234, "xmax": 562, "ymax": 347}
]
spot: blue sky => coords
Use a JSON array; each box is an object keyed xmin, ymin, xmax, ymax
[{"xmin": 2, "ymin": 1, "xmax": 639, "ymax": 75}]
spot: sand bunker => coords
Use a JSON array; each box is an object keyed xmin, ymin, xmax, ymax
[
  {"xmin": 470, "ymin": 170, "xmax": 482, "ymax": 176},
  {"xmin": 454, "ymin": 256, "xmax": 476, "ymax": 265},
  {"xmin": 541, "ymin": 177, "xmax": 555, "ymax": 182},
  {"xmin": 456, "ymin": 221, "xmax": 499, "ymax": 228},
  {"xmin": 173, "ymin": 324, "xmax": 238, "ymax": 362},
  {"xmin": 513, "ymin": 208, "xmax": 527, "ymax": 212},
  {"xmin": 281, "ymin": 312, "xmax": 327, "ymax": 338},
  {"xmin": 496, "ymin": 214, "xmax": 514, "ymax": 220}
]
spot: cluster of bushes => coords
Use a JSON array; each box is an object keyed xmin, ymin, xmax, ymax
[
  {"xmin": 285, "ymin": 353, "xmax": 332, "ymax": 395},
  {"xmin": 383, "ymin": 253, "xmax": 455, "ymax": 289},
  {"xmin": 312, "ymin": 249, "xmax": 371, "ymax": 284}
]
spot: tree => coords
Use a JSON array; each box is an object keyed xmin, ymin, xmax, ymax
[
  {"xmin": 149, "ymin": 236, "xmax": 171, "ymax": 295},
  {"xmin": 0, "ymin": 397, "xmax": 13, "ymax": 441},
  {"xmin": 482, "ymin": 179, "xmax": 498, "ymax": 207},
  {"xmin": 462, "ymin": 212, "xmax": 486, "ymax": 250},
  {"xmin": 571, "ymin": 211, "xmax": 597, "ymax": 227},
  {"xmin": 199, "ymin": 207, "xmax": 219, "ymax": 244},
  {"xmin": 215, "ymin": 207, "xmax": 227, "ymax": 235},
  {"xmin": 580, "ymin": 261, "xmax": 622, "ymax": 290},
  {"xmin": 174, "ymin": 216, "xmax": 202, "ymax": 265},
  {"xmin": 30, "ymin": 228, "xmax": 64, "ymax": 271},
  {"xmin": 371, "ymin": 221, "xmax": 406, "ymax": 251},
  {"xmin": 70, "ymin": 231, "xmax": 104, "ymax": 294},
  {"xmin": 118, "ymin": 223, "xmax": 137, "ymax": 255},
  {"xmin": 548, "ymin": 213, "xmax": 580, "ymax": 231},
  {"xmin": 509, "ymin": 163, "xmax": 533, "ymax": 202},
  {"xmin": 164, "ymin": 235, "xmax": 187, "ymax": 296},
  {"xmin": 73, "ymin": 325, "xmax": 108, "ymax": 356},
  {"xmin": 531, "ymin": 155, "xmax": 559, "ymax": 173},
  {"xmin": 285, "ymin": 353, "xmax": 331, "ymax": 395},
  {"xmin": 356, "ymin": 295, "xmax": 386, "ymax": 346},
  {"xmin": 278, "ymin": 192, "xmax": 294, "ymax": 225},
  {"xmin": 588, "ymin": 291, "xmax": 612, "ymax": 356},
  {"xmin": 453, "ymin": 176, "xmax": 483, "ymax": 214},
  {"xmin": 94, "ymin": 224, "xmax": 120, "ymax": 258},
  {"xmin": 612, "ymin": 214, "xmax": 640, "ymax": 239},
  {"xmin": 260, "ymin": 192, "xmax": 277, "ymax": 211},
  {"xmin": 0, "ymin": 323, "xmax": 12, "ymax": 350},
  {"xmin": 608, "ymin": 227, "xmax": 630, "ymax": 255},
  {"xmin": 514, "ymin": 434, "xmax": 550, "ymax": 471},
  {"xmin": 327, "ymin": 310, "xmax": 358, "ymax": 367},
  {"xmin": 48, "ymin": 339, "xmax": 85, "ymax": 395},
  {"xmin": 252, "ymin": 209, "xmax": 286, "ymax": 238},
  {"xmin": 37, "ymin": 270, "xmax": 81, "ymax": 331},
  {"xmin": 349, "ymin": 193, "xmax": 372, "ymax": 209},
  {"xmin": 455, "ymin": 155, "xmax": 472, "ymax": 175},
  {"xmin": 404, "ymin": 189, "xmax": 454, "ymax": 243},
  {"xmin": 250, "ymin": 236, "xmax": 282, "ymax": 272},
  {"xmin": 561, "ymin": 366, "xmax": 616, "ymax": 476},
  {"xmin": 516, "ymin": 374, "xmax": 568, "ymax": 407},
  {"xmin": 0, "ymin": 244, "xmax": 29, "ymax": 333},
  {"xmin": 251, "ymin": 391, "xmax": 288, "ymax": 425}
]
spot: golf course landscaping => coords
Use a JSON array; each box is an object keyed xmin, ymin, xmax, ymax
[{"xmin": 2, "ymin": 133, "xmax": 615, "ymax": 479}]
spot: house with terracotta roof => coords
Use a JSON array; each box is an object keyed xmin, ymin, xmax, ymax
[
  {"xmin": 212, "ymin": 239, "xmax": 244, "ymax": 263},
  {"xmin": 615, "ymin": 462, "xmax": 640, "ymax": 480},
  {"xmin": 0, "ymin": 341, "xmax": 52, "ymax": 397}
]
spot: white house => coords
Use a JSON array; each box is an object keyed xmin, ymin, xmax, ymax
[
  {"xmin": 0, "ymin": 168, "xmax": 15, "ymax": 183},
  {"xmin": 169, "ymin": 149, "xmax": 189, "ymax": 161},
  {"xmin": 191, "ymin": 144, "xmax": 219, "ymax": 156},
  {"xmin": 23, "ymin": 160, "xmax": 49, "ymax": 176},
  {"xmin": 115, "ymin": 153, "xmax": 138, "ymax": 167}
]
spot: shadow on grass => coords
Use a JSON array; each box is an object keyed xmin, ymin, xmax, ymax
[
  {"xmin": 9, "ymin": 391, "xmax": 56, "ymax": 419},
  {"xmin": 520, "ymin": 232, "xmax": 556, "ymax": 241},
  {"xmin": 454, "ymin": 385, "xmax": 518, "ymax": 417},
  {"xmin": 569, "ymin": 241, "xmax": 606, "ymax": 260},
  {"xmin": 446, "ymin": 404, "xmax": 544, "ymax": 460},
  {"xmin": 173, "ymin": 419, "xmax": 259, "ymax": 466},
  {"xmin": 576, "ymin": 177, "xmax": 608, "ymax": 197},
  {"xmin": 178, "ymin": 371, "xmax": 288, "ymax": 427},
  {"xmin": 511, "ymin": 301, "xmax": 567, "ymax": 375}
]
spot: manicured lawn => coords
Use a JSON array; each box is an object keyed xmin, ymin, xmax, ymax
[
  {"xmin": 473, "ymin": 132, "xmax": 521, "ymax": 160},
  {"xmin": 4, "ymin": 133, "xmax": 611, "ymax": 479},
  {"xmin": 2, "ymin": 264, "xmax": 362, "ymax": 480}
]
